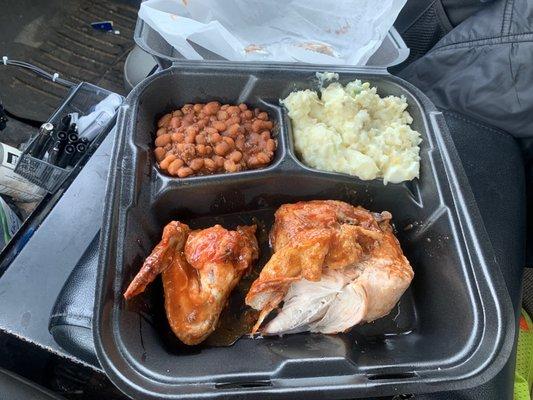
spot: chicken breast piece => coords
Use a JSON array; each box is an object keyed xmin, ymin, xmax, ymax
[
  {"xmin": 124, "ymin": 222, "xmax": 258, "ymax": 345},
  {"xmin": 245, "ymin": 200, "xmax": 413, "ymax": 335}
]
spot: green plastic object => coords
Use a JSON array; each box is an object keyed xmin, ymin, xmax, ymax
[{"xmin": 514, "ymin": 309, "xmax": 533, "ymax": 400}]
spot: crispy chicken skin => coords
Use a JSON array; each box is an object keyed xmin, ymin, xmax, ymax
[
  {"xmin": 245, "ymin": 200, "xmax": 413, "ymax": 335},
  {"xmin": 124, "ymin": 222, "xmax": 259, "ymax": 345}
]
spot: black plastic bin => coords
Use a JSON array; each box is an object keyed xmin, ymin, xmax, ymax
[
  {"xmin": 14, "ymin": 83, "xmax": 119, "ymax": 193},
  {"xmin": 94, "ymin": 61, "xmax": 515, "ymax": 400}
]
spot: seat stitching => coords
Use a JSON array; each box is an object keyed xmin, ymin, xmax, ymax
[
  {"xmin": 441, "ymin": 110, "xmax": 515, "ymax": 141},
  {"xmin": 500, "ymin": 0, "xmax": 513, "ymax": 35},
  {"xmin": 431, "ymin": 32, "xmax": 533, "ymax": 53},
  {"xmin": 49, "ymin": 314, "xmax": 92, "ymax": 322},
  {"xmin": 503, "ymin": 0, "xmax": 515, "ymax": 35}
]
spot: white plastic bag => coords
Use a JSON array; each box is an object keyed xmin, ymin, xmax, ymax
[{"xmin": 139, "ymin": 0, "xmax": 407, "ymax": 65}]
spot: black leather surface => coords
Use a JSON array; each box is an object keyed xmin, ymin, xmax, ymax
[
  {"xmin": 49, "ymin": 233, "xmax": 100, "ymax": 367},
  {"xmin": 399, "ymin": 0, "xmax": 533, "ymax": 139},
  {"xmin": 441, "ymin": 110, "xmax": 526, "ymax": 313},
  {"xmin": 411, "ymin": 111, "xmax": 525, "ymax": 400},
  {"xmin": 397, "ymin": 0, "xmax": 529, "ymax": 394},
  {"xmin": 0, "ymin": 367, "xmax": 65, "ymax": 400}
]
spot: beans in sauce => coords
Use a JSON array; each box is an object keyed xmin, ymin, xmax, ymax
[{"xmin": 155, "ymin": 102, "xmax": 277, "ymax": 177}]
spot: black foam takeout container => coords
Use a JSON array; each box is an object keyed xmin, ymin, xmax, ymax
[{"xmin": 94, "ymin": 62, "xmax": 515, "ymax": 399}]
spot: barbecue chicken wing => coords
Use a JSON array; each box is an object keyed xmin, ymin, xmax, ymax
[
  {"xmin": 245, "ymin": 200, "xmax": 413, "ymax": 335},
  {"xmin": 124, "ymin": 221, "xmax": 259, "ymax": 345}
]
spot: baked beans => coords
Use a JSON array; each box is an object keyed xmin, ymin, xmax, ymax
[{"xmin": 155, "ymin": 102, "xmax": 277, "ymax": 177}]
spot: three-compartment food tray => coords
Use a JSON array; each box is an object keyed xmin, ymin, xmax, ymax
[{"xmin": 94, "ymin": 61, "xmax": 514, "ymax": 400}]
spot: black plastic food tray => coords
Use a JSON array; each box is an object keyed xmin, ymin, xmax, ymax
[{"xmin": 94, "ymin": 61, "xmax": 514, "ymax": 400}]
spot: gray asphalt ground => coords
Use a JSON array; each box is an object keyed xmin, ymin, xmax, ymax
[{"xmin": 1, "ymin": 0, "xmax": 138, "ymax": 147}]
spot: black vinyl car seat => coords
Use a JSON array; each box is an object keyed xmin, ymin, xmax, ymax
[
  {"xmin": 49, "ymin": 233, "xmax": 99, "ymax": 367},
  {"xmin": 398, "ymin": 0, "xmax": 530, "ymax": 397}
]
